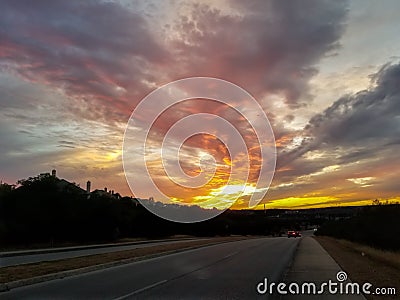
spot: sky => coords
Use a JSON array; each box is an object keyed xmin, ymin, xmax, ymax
[{"xmin": 1, "ymin": 0, "xmax": 400, "ymax": 210}]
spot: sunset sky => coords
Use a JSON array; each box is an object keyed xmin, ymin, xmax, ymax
[{"xmin": 1, "ymin": 0, "xmax": 400, "ymax": 210}]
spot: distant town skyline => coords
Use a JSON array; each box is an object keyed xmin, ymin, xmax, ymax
[{"xmin": 1, "ymin": 1, "xmax": 400, "ymax": 209}]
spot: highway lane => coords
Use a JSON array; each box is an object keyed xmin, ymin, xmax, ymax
[
  {"xmin": 1, "ymin": 237, "xmax": 300, "ymax": 299},
  {"xmin": 0, "ymin": 238, "xmax": 209, "ymax": 268}
]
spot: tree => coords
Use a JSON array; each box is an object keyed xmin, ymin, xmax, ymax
[
  {"xmin": 372, "ymin": 199, "xmax": 381, "ymax": 205},
  {"xmin": 0, "ymin": 182, "xmax": 15, "ymax": 198}
]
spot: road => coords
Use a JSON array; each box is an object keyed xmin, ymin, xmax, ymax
[
  {"xmin": 1, "ymin": 237, "xmax": 299, "ymax": 299},
  {"xmin": 0, "ymin": 238, "xmax": 209, "ymax": 268}
]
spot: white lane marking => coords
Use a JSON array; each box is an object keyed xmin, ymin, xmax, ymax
[
  {"xmin": 112, "ymin": 279, "xmax": 168, "ymax": 300},
  {"xmin": 224, "ymin": 251, "xmax": 238, "ymax": 259}
]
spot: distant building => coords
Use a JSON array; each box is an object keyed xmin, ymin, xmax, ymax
[
  {"xmin": 35, "ymin": 169, "xmax": 123, "ymax": 200},
  {"xmin": 91, "ymin": 188, "xmax": 120, "ymax": 199},
  {"xmin": 56, "ymin": 179, "xmax": 85, "ymax": 194}
]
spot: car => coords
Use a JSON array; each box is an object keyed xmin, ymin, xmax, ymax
[{"xmin": 287, "ymin": 230, "xmax": 302, "ymax": 238}]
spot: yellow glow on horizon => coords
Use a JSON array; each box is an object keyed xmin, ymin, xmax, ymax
[
  {"xmin": 169, "ymin": 183, "xmax": 259, "ymax": 210},
  {"xmin": 251, "ymin": 196, "xmax": 390, "ymax": 210},
  {"xmin": 258, "ymin": 196, "xmax": 338, "ymax": 209}
]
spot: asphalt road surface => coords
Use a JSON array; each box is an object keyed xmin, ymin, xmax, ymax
[
  {"xmin": 0, "ymin": 238, "xmax": 209, "ymax": 268},
  {"xmin": 1, "ymin": 237, "xmax": 300, "ymax": 299}
]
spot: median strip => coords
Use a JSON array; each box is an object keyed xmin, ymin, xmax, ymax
[{"xmin": 0, "ymin": 236, "xmax": 250, "ymax": 291}]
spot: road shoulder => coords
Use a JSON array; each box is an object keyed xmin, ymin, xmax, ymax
[{"xmin": 280, "ymin": 236, "xmax": 365, "ymax": 299}]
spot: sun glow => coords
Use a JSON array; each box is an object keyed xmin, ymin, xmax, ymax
[
  {"xmin": 188, "ymin": 183, "xmax": 259, "ymax": 209},
  {"xmin": 106, "ymin": 150, "xmax": 121, "ymax": 161}
]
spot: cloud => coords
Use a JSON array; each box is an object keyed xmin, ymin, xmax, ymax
[
  {"xmin": 0, "ymin": 0, "xmax": 350, "ymax": 169},
  {"xmin": 168, "ymin": 0, "xmax": 348, "ymax": 107},
  {"xmin": 0, "ymin": 0, "xmax": 349, "ymax": 121},
  {"xmin": 306, "ymin": 62, "xmax": 400, "ymax": 150},
  {"xmin": 0, "ymin": 0, "xmax": 170, "ymax": 124},
  {"xmin": 278, "ymin": 63, "xmax": 400, "ymax": 167},
  {"xmin": 270, "ymin": 62, "xmax": 400, "ymax": 203}
]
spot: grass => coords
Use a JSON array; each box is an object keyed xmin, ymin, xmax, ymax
[{"xmin": 316, "ymin": 236, "xmax": 400, "ymax": 300}]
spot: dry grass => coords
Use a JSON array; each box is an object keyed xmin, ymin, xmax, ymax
[
  {"xmin": 0, "ymin": 236, "xmax": 249, "ymax": 284},
  {"xmin": 316, "ymin": 236, "xmax": 400, "ymax": 300},
  {"xmin": 351, "ymin": 243, "xmax": 400, "ymax": 270}
]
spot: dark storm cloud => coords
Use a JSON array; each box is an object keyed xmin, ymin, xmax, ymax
[
  {"xmin": 307, "ymin": 63, "xmax": 400, "ymax": 149},
  {"xmin": 277, "ymin": 62, "xmax": 400, "ymax": 179},
  {"xmin": 263, "ymin": 62, "xmax": 400, "ymax": 205}
]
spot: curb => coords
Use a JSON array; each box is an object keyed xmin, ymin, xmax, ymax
[{"xmin": 0, "ymin": 283, "xmax": 8, "ymax": 292}]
